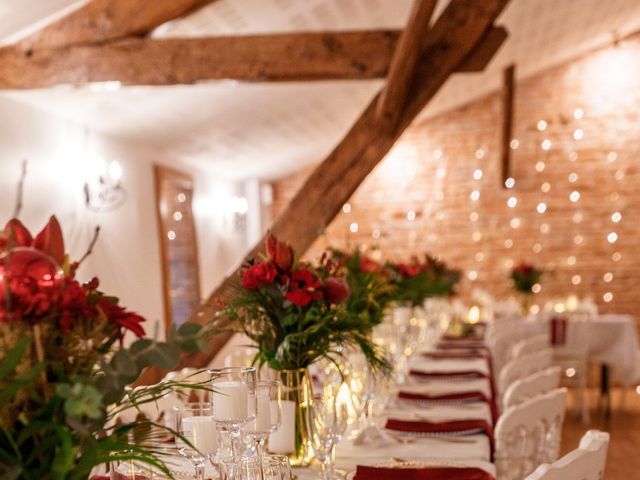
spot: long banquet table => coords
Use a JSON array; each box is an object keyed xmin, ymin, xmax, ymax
[{"xmin": 295, "ymin": 335, "xmax": 498, "ymax": 479}]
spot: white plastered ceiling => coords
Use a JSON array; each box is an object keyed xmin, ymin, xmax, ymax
[{"xmin": 2, "ymin": 0, "xmax": 640, "ymax": 179}]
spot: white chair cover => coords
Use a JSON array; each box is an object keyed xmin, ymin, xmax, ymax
[
  {"xmin": 525, "ymin": 430, "xmax": 610, "ymax": 480},
  {"xmin": 498, "ymin": 349, "xmax": 553, "ymax": 402},
  {"xmin": 495, "ymin": 388, "xmax": 568, "ymax": 480},
  {"xmin": 512, "ymin": 334, "xmax": 550, "ymax": 358},
  {"xmin": 503, "ymin": 367, "xmax": 561, "ymax": 409}
]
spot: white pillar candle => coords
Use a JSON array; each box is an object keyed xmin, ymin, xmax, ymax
[
  {"xmin": 268, "ymin": 400, "xmax": 295, "ymax": 454},
  {"xmin": 182, "ymin": 416, "xmax": 218, "ymax": 454},
  {"xmin": 253, "ymin": 393, "xmax": 272, "ymax": 433},
  {"xmin": 212, "ymin": 381, "xmax": 248, "ymax": 422}
]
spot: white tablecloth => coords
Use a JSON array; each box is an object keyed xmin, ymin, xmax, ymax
[
  {"xmin": 409, "ymin": 356, "xmax": 491, "ymax": 376},
  {"xmin": 294, "ymin": 459, "xmax": 497, "ymax": 480},
  {"xmin": 402, "ymin": 377, "xmax": 493, "ymax": 399},
  {"xmin": 587, "ymin": 314, "xmax": 640, "ymax": 385}
]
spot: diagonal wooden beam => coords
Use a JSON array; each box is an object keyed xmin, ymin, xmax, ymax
[
  {"xmin": 17, "ymin": 0, "xmax": 218, "ymax": 50},
  {"xmin": 136, "ymin": 0, "xmax": 511, "ymax": 385},
  {"xmin": 376, "ymin": 0, "xmax": 438, "ymax": 131},
  {"xmin": 0, "ymin": 30, "xmax": 400, "ymax": 89}
]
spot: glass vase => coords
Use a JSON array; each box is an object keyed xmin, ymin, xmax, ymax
[{"xmin": 270, "ymin": 368, "xmax": 313, "ymax": 467}]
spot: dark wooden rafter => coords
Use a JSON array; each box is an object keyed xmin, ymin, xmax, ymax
[
  {"xmin": 375, "ymin": 0, "xmax": 438, "ymax": 131},
  {"xmin": 136, "ymin": 0, "xmax": 511, "ymax": 384},
  {"xmin": 17, "ymin": 0, "xmax": 218, "ymax": 50},
  {"xmin": 501, "ymin": 64, "xmax": 516, "ymax": 186}
]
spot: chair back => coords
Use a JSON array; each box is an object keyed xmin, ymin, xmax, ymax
[
  {"xmin": 498, "ymin": 349, "xmax": 552, "ymax": 400},
  {"xmin": 512, "ymin": 334, "xmax": 550, "ymax": 358},
  {"xmin": 495, "ymin": 388, "xmax": 568, "ymax": 480},
  {"xmin": 525, "ymin": 430, "xmax": 610, "ymax": 480},
  {"xmin": 503, "ymin": 367, "xmax": 561, "ymax": 409}
]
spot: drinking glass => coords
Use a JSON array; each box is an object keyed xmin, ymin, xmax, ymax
[
  {"xmin": 269, "ymin": 455, "xmax": 293, "ymax": 480},
  {"xmin": 174, "ymin": 403, "xmax": 219, "ymax": 480},
  {"xmin": 209, "ymin": 366, "xmax": 257, "ymax": 462},
  {"xmin": 234, "ymin": 456, "xmax": 289, "ymax": 480},
  {"xmin": 308, "ymin": 395, "xmax": 349, "ymax": 480},
  {"xmin": 245, "ymin": 380, "xmax": 282, "ymax": 458},
  {"xmin": 347, "ymin": 364, "xmax": 375, "ymax": 434}
]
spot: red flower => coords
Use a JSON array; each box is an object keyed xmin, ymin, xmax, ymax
[
  {"xmin": 396, "ymin": 263, "xmax": 421, "ymax": 278},
  {"xmin": 285, "ymin": 269, "xmax": 323, "ymax": 307},
  {"xmin": 359, "ymin": 257, "xmax": 380, "ymax": 273},
  {"xmin": 98, "ymin": 299, "xmax": 146, "ymax": 338},
  {"xmin": 324, "ymin": 277, "xmax": 350, "ymax": 304},
  {"xmin": 265, "ymin": 233, "xmax": 294, "ymax": 272},
  {"xmin": 242, "ymin": 262, "xmax": 278, "ymax": 290},
  {"xmin": 0, "ymin": 216, "xmax": 65, "ymax": 266}
]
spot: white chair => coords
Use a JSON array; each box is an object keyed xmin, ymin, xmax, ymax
[
  {"xmin": 503, "ymin": 367, "xmax": 561, "ymax": 409},
  {"xmin": 525, "ymin": 430, "xmax": 610, "ymax": 480},
  {"xmin": 512, "ymin": 334, "xmax": 550, "ymax": 358},
  {"xmin": 498, "ymin": 349, "xmax": 553, "ymax": 407},
  {"xmin": 495, "ymin": 388, "xmax": 568, "ymax": 480}
]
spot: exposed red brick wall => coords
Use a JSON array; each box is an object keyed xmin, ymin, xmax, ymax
[{"xmin": 271, "ymin": 35, "xmax": 640, "ymax": 316}]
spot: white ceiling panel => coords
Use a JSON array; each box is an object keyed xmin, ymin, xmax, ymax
[{"xmin": 3, "ymin": 0, "xmax": 640, "ymax": 179}]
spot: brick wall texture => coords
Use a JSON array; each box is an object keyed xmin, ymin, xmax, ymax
[{"xmin": 270, "ymin": 35, "xmax": 640, "ymax": 316}]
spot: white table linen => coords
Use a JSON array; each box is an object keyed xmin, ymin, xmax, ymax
[
  {"xmin": 408, "ymin": 356, "xmax": 491, "ymax": 376},
  {"xmin": 402, "ymin": 377, "xmax": 493, "ymax": 399}
]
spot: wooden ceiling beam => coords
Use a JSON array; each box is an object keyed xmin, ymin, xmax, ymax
[
  {"xmin": 17, "ymin": 0, "xmax": 218, "ymax": 50},
  {"xmin": 0, "ymin": 27, "xmax": 506, "ymax": 90},
  {"xmin": 0, "ymin": 30, "xmax": 400, "ymax": 89},
  {"xmin": 136, "ymin": 0, "xmax": 510, "ymax": 385},
  {"xmin": 375, "ymin": 0, "xmax": 438, "ymax": 130}
]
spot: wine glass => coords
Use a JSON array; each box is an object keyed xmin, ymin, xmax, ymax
[
  {"xmin": 209, "ymin": 366, "xmax": 257, "ymax": 462},
  {"xmin": 308, "ymin": 395, "xmax": 348, "ymax": 480},
  {"xmin": 174, "ymin": 403, "xmax": 219, "ymax": 480},
  {"xmin": 347, "ymin": 363, "xmax": 375, "ymax": 434},
  {"xmin": 245, "ymin": 380, "xmax": 282, "ymax": 459}
]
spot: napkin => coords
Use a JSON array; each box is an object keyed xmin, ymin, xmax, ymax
[
  {"xmin": 550, "ymin": 316, "xmax": 567, "ymax": 345},
  {"xmin": 384, "ymin": 419, "xmax": 494, "ymax": 458},
  {"xmin": 353, "ymin": 465, "xmax": 495, "ymax": 480},
  {"xmin": 398, "ymin": 391, "xmax": 498, "ymax": 425},
  {"xmin": 409, "ymin": 369, "xmax": 488, "ymax": 379},
  {"xmin": 422, "ymin": 351, "xmax": 488, "ymax": 359}
]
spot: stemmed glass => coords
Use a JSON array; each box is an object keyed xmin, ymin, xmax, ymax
[
  {"xmin": 308, "ymin": 395, "xmax": 349, "ymax": 480},
  {"xmin": 347, "ymin": 363, "xmax": 375, "ymax": 434},
  {"xmin": 245, "ymin": 380, "xmax": 282, "ymax": 458},
  {"xmin": 209, "ymin": 366, "xmax": 257, "ymax": 463},
  {"xmin": 174, "ymin": 403, "xmax": 222, "ymax": 480}
]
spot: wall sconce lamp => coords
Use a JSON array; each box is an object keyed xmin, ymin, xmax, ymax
[
  {"xmin": 226, "ymin": 195, "xmax": 248, "ymax": 231},
  {"xmin": 84, "ymin": 159, "xmax": 127, "ymax": 212}
]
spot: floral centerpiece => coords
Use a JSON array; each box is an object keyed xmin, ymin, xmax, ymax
[
  {"xmin": 327, "ymin": 248, "xmax": 396, "ymax": 329},
  {"xmin": 510, "ymin": 262, "xmax": 543, "ymax": 313},
  {"xmin": 0, "ymin": 216, "xmax": 208, "ymax": 479},
  {"xmin": 224, "ymin": 234, "xmax": 388, "ymax": 466},
  {"xmin": 386, "ymin": 254, "xmax": 461, "ymax": 307}
]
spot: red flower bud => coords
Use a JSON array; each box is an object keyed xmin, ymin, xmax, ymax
[
  {"xmin": 33, "ymin": 216, "xmax": 65, "ymax": 266},
  {"xmin": 324, "ymin": 277, "xmax": 350, "ymax": 304},
  {"xmin": 359, "ymin": 257, "xmax": 380, "ymax": 273},
  {"xmin": 265, "ymin": 233, "xmax": 294, "ymax": 272}
]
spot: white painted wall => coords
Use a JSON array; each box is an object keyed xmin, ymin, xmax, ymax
[{"xmin": 0, "ymin": 95, "xmax": 253, "ymax": 339}]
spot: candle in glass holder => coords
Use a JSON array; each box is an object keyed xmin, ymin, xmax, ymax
[
  {"xmin": 182, "ymin": 416, "xmax": 218, "ymax": 454},
  {"xmin": 212, "ymin": 381, "xmax": 248, "ymax": 422},
  {"xmin": 268, "ymin": 400, "xmax": 295, "ymax": 453},
  {"xmin": 253, "ymin": 392, "xmax": 272, "ymax": 433}
]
